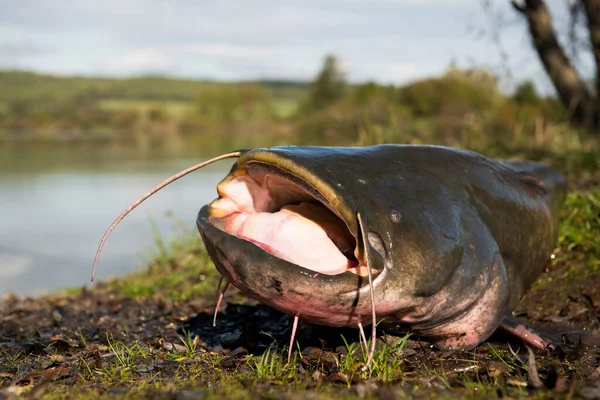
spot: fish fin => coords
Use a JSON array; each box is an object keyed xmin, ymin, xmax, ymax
[{"xmin": 499, "ymin": 314, "xmax": 561, "ymax": 353}]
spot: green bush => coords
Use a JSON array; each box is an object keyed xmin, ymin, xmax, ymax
[
  {"xmin": 398, "ymin": 69, "xmax": 500, "ymax": 118},
  {"xmin": 189, "ymin": 84, "xmax": 274, "ymax": 123}
]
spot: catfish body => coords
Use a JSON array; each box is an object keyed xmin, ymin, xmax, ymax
[{"xmin": 197, "ymin": 145, "xmax": 566, "ymax": 349}]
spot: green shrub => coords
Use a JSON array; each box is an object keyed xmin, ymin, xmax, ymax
[{"xmin": 190, "ymin": 84, "xmax": 274, "ymax": 123}]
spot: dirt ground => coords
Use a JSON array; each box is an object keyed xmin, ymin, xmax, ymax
[{"xmin": 0, "ymin": 254, "xmax": 599, "ymax": 399}]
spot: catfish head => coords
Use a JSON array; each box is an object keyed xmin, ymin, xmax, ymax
[{"xmin": 197, "ymin": 146, "xmax": 407, "ymax": 329}]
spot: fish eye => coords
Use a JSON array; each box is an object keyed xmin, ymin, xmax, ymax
[{"xmin": 390, "ymin": 210, "xmax": 401, "ymax": 223}]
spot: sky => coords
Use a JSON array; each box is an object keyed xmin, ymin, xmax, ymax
[{"xmin": 0, "ymin": 0, "xmax": 589, "ymax": 93}]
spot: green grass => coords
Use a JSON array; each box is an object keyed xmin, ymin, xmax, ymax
[
  {"xmin": 559, "ymin": 190, "xmax": 600, "ymax": 257},
  {"xmin": 554, "ymin": 189, "xmax": 600, "ymax": 276},
  {"xmin": 249, "ymin": 347, "xmax": 298, "ymax": 382},
  {"xmin": 366, "ymin": 334, "xmax": 411, "ymax": 382},
  {"xmin": 271, "ymin": 98, "xmax": 300, "ymax": 119},
  {"xmin": 98, "ymin": 99, "xmax": 193, "ymax": 118},
  {"xmin": 103, "ymin": 220, "xmax": 223, "ymax": 301},
  {"xmin": 0, "ymin": 71, "xmax": 309, "ymax": 104}
]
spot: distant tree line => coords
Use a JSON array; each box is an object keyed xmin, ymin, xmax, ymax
[{"xmin": 0, "ymin": 57, "xmax": 575, "ymax": 154}]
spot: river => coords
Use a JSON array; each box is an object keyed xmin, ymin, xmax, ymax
[{"xmin": 0, "ymin": 142, "xmax": 229, "ymax": 296}]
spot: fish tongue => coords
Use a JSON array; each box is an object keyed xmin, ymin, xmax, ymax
[
  {"xmin": 281, "ymin": 203, "xmax": 355, "ymax": 255},
  {"xmin": 239, "ymin": 206, "xmax": 351, "ymax": 274}
]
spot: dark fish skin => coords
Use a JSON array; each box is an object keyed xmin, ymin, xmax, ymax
[{"xmin": 197, "ymin": 145, "xmax": 567, "ymax": 350}]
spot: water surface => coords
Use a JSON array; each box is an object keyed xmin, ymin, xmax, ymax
[{"xmin": 0, "ymin": 143, "xmax": 229, "ymax": 296}]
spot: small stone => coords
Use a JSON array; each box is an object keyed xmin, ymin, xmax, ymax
[{"xmin": 220, "ymin": 331, "xmax": 242, "ymax": 348}]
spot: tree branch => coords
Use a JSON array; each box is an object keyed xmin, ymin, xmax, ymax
[
  {"xmin": 516, "ymin": 0, "xmax": 597, "ymax": 126},
  {"xmin": 582, "ymin": 0, "xmax": 600, "ymax": 91},
  {"xmin": 511, "ymin": 1, "xmax": 526, "ymax": 14}
]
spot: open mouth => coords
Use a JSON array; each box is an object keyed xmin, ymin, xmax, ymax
[{"xmin": 206, "ymin": 161, "xmax": 372, "ymax": 276}]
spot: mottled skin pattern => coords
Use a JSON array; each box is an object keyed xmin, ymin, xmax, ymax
[{"xmin": 197, "ymin": 145, "xmax": 566, "ymax": 350}]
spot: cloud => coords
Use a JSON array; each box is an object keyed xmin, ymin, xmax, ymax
[
  {"xmin": 383, "ymin": 63, "xmax": 420, "ymax": 82},
  {"xmin": 0, "ymin": 41, "xmax": 56, "ymax": 68},
  {"xmin": 102, "ymin": 43, "xmax": 282, "ymax": 77},
  {"xmin": 104, "ymin": 48, "xmax": 176, "ymax": 75},
  {"xmin": 174, "ymin": 43, "xmax": 277, "ymax": 60},
  {"xmin": 0, "ymin": 41, "xmax": 53, "ymax": 58}
]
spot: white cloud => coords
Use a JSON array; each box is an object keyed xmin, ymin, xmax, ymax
[
  {"xmin": 383, "ymin": 63, "xmax": 420, "ymax": 82},
  {"xmin": 0, "ymin": 41, "xmax": 52, "ymax": 57},
  {"xmin": 266, "ymin": 6, "xmax": 367, "ymax": 27},
  {"xmin": 0, "ymin": 40, "xmax": 57, "ymax": 69},
  {"xmin": 0, "ymin": 41, "xmax": 54, "ymax": 66},
  {"xmin": 105, "ymin": 48, "xmax": 176, "ymax": 74},
  {"xmin": 174, "ymin": 43, "xmax": 277, "ymax": 60}
]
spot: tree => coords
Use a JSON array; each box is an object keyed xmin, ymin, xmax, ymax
[
  {"xmin": 511, "ymin": 0, "xmax": 600, "ymax": 129},
  {"xmin": 513, "ymin": 81, "xmax": 540, "ymax": 106},
  {"xmin": 304, "ymin": 54, "xmax": 347, "ymax": 112}
]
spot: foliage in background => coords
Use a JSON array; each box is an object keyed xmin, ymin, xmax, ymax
[
  {"xmin": 0, "ymin": 56, "xmax": 597, "ymax": 168},
  {"xmin": 300, "ymin": 54, "xmax": 348, "ymax": 113}
]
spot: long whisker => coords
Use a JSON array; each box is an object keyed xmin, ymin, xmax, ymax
[
  {"xmin": 91, "ymin": 150, "xmax": 244, "ymax": 282},
  {"xmin": 213, "ymin": 279, "xmax": 230, "ymax": 327},
  {"xmin": 357, "ymin": 322, "xmax": 368, "ymax": 353},
  {"xmin": 357, "ymin": 212, "xmax": 377, "ymax": 371},
  {"xmin": 287, "ymin": 315, "xmax": 299, "ymax": 363},
  {"xmin": 215, "ymin": 275, "xmax": 224, "ymax": 297}
]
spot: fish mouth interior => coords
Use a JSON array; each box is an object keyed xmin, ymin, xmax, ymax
[{"xmin": 207, "ymin": 161, "xmax": 372, "ymax": 277}]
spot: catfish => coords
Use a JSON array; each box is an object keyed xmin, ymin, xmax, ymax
[{"xmin": 93, "ymin": 145, "xmax": 567, "ymax": 368}]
